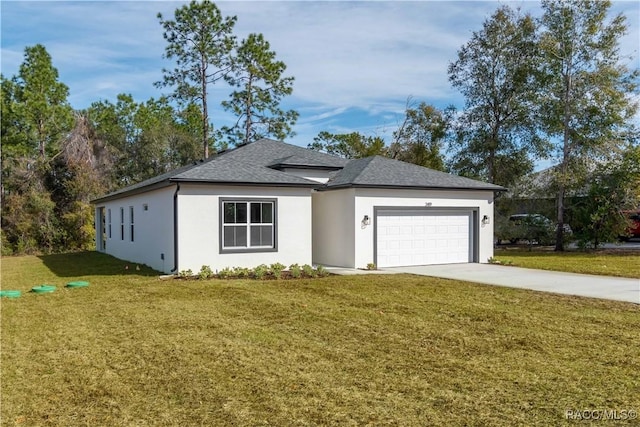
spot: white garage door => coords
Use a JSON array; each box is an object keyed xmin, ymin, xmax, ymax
[{"xmin": 376, "ymin": 211, "xmax": 472, "ymax": 267}]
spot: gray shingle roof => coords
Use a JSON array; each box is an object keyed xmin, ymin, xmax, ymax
[
  {"xmin": 93, "ymin": 139, "xmax": 504, "ymax": 203},
  {"xmin": 172, "ymin": 158, "xmax": 319, "ymax": 185},
  {"xmin": 323, "ymin": 156, "xmax": 505, "ymax": 191},
  {"xmin": 93, "ymin": 139, "xmax": 344, "ymax": 202}
]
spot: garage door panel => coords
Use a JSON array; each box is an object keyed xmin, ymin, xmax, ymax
[{"xmin": 376, "ymin": 212, "xmax": 472, "ymax": 267}]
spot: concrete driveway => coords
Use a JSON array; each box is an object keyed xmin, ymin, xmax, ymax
[{"xmin": 383, "ymin": 264, "xmax": 640, "ymax": 304}]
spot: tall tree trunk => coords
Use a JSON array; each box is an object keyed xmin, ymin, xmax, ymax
[
  {"xmin": 488, "ymin": 122, "xmax": 499, "ymax": 183},
  {"xmin": 555, "ymin": 183, "xmax": 565, "ymax": 251},
  {"xmin": 38, "ymin": 119, "xmax": 46, "ymax": 158},
  {"xmin": 555, "ymin": 72, "xmax": 572, "ymax": 252},
  {"xmin": 488, "ymin": 148, "xmax": 495, "ymax": 184},
  {"xmin": 244, "ymin": 75, "xmax": 253, "ymax": 144},
  {"xmin": 201, "ymin": 59, "xmax": 209, "ymax": 159}
]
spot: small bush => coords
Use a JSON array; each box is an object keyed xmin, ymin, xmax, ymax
[
  {"xmin": 0, "ymin": 230, "xmax": 13, "ymax": 256},
  {"xmin": 177, "ymin": 269, "xmax": 193, "ymax": 279},
  {"xmin": 198, "ymin": 265, "xmax": 214, "ymax": 280},
  {"xmin": 316, "ymin": 265, "xmax": 329, "ymax": 277},
  {"xmin": 302, "ymin": 264, "xmax": 316, "ymax": 278},
  {"xmin": 270, "ymin": 262, "xmax": 286, "ymax": 279},
  {"xmin": 366, "ymin": 263, "xmax": 377, "ymax": 270},
  {"xmin": 289, "ymin": 263, "xmax": 301, "ymax": 279},
  {"xmin": 253, "ymin": 264, "xmax": 269, "ymax": 280},
  {"xmin": 232, "ymin": 266, "xmax": 250, "ymax": 278},
  {"xmin": 217, "ymin": 267, "xmax": 233, "ymax": 279}
]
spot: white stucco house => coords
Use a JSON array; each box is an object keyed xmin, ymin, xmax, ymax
[{"xmin": 92, "ymin": 139, "xmax": 504, "ymax": 273}]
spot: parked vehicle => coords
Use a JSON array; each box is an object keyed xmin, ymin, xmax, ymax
[
  {"xmin": 509, "ymin": 214, "xmax": 573, "ymax": 232},
  {"xmin": 620, "ymin": 210, "xmax": 640, "ymax": 240},
  {"xmin": 495, "ymin": 214, "xmax": 572, "ymax": 245}
]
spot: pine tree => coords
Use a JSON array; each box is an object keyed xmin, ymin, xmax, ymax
[
  {"xmin": 156, "ymin": 0, "xmax": 236, "ymax": 158},
  {"xmin": 221, "ymin": 33, "xmax": 298, "ymax": 145}
]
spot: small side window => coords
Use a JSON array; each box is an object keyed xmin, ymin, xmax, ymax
[
  {"xmin": 107, "ymin": 209, "xmax": 112, "ymax": 239},
  {"xmin": 120, "ymin": 208, "xmax": 124, "ymax": 240},
  {"xmin": 130, "ymin": 206, "xmax": 134, "ymax": 242}
]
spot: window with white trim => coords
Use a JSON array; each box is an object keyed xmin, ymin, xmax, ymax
[{"xmin": 221, "ymin": 200, "xmax": 275, "ymax": 251}]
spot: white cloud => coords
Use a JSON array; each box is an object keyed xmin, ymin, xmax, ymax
[{"xmin": 1, "ymin": 0, "xmax": 638, "ymax": 147}]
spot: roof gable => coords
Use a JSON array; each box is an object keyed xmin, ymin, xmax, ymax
[{"xmin": 224, "ymin": 138, "xmax": 349, "ymax": 169}]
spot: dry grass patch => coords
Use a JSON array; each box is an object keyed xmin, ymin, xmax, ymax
[
  {"xmin": 494, "ymin": 248, "xmax": 640, "ymax": 278},
  {"xmin": 1, "ymin": 253, "xmax": 639, "ymax": 426}
]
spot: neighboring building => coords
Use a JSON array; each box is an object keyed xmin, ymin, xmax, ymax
[{"xmin": 92, "ymin": 139, "xmax": 504, "ymax": 273}]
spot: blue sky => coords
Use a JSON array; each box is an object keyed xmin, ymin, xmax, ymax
[{"xmin": 2, "ymin": 0, "xmax": 639, "ymax": 158}]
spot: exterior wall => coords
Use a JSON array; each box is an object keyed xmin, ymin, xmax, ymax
[
  {"xmin": 94, "ymin": 186, "xmax": 176, "ymax": 273},
  {"xmin": 95, "ymin": 183, "xmax": 496, "ymax": 274},
  {"xmin": 311, "ymin": 188, "xmax": 355, "ymax": 267},
  {"xmin": 353, "ymin": 188, "xmax": 496, "ymax": 269},
  {"xmin": 177, "ymin": 184, "xmax": 312, "ymax": 272}
]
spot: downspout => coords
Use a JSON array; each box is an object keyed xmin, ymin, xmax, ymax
[{"xmin": 171, "ymin": 183, "xmax": 180, "ymax": 273}]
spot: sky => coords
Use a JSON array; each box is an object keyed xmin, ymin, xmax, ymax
[{"xmin": 2, "ymin": 0, "xmax": 639, "ymax": 162}]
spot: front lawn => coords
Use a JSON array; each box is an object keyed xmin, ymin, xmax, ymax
[
  {"xmin": 1, "ymin": 253, "xmax": 638, "ymax": 426},
  {"xmin": 494, "ymin": 248, "xmax": 640, "ymax": 278}
]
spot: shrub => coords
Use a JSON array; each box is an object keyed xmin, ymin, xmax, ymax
[
  {"xmin": 253, "ymin": 264, "xmax": 269, "ymax": 280},
  {"xmin": 232, "ymin": 266, "xmax": 250, "ymax": 278},
  {"xmin": 217, "ymin": 267, "xmax": 233, "ymax": 279},
  {"xmin": 198, "ymin": 265, "xmax": 214, "ymax": 280},
  {"xmin": 366, "ymin": 262, "xmax": 377, "ymax": 270},
  {"xmin": 270, "ymin": 262, "xmax": 286, "ymax": 279},
  {"xmin": 177, "ymin": 269, "xmax": 193, "ymax": 279},
  {"xmin": 302, "ymin": 264, "xmax": 316, "ymax": 278},
  {"xmin": 289, "ymin": 263, "xmax": 301, "ymax": 279},
  {"xmin": 316, "ymin": 265, "xmax": 329, "ymax": 277},
  {"xmin": 0, "ymin": 230, "xmax": 13, "ymax": 256}
]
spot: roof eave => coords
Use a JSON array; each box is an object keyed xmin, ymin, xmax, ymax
[
  {"xmin": 318, "ymin": 183, "xmax": 507, "ymax": 192},
  {"xmin": 92, "ymin": 178, "xmax": 321, "ymax": 204},
  {"xmin": 91, "ymin": 180, "xmax": 174, "ymax": 204},
  {"xmin": 169, "ymin": 178, "xmax": 320, "ymax": 188}
]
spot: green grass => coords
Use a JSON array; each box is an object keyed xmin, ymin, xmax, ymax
[
  {"xmin": 2, "ymin": 253, "xmax": 639, "ymax": 426},
  {"xmin": 494, "ymin": 248, "xmax": 640, "ymax": 278}
]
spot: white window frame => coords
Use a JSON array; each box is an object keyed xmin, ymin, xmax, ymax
[{"xmin": 220, "ymin": 199, "xmax": 276, "ymax": 253}]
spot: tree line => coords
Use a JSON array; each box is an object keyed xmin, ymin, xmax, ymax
[
  {"xmin": 310, "ymin": 0, "xmax": 639, "ymax": 250},
  {"xmin": 1, "ymin": 0, "xmax": 638, "ymax": 255}
]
